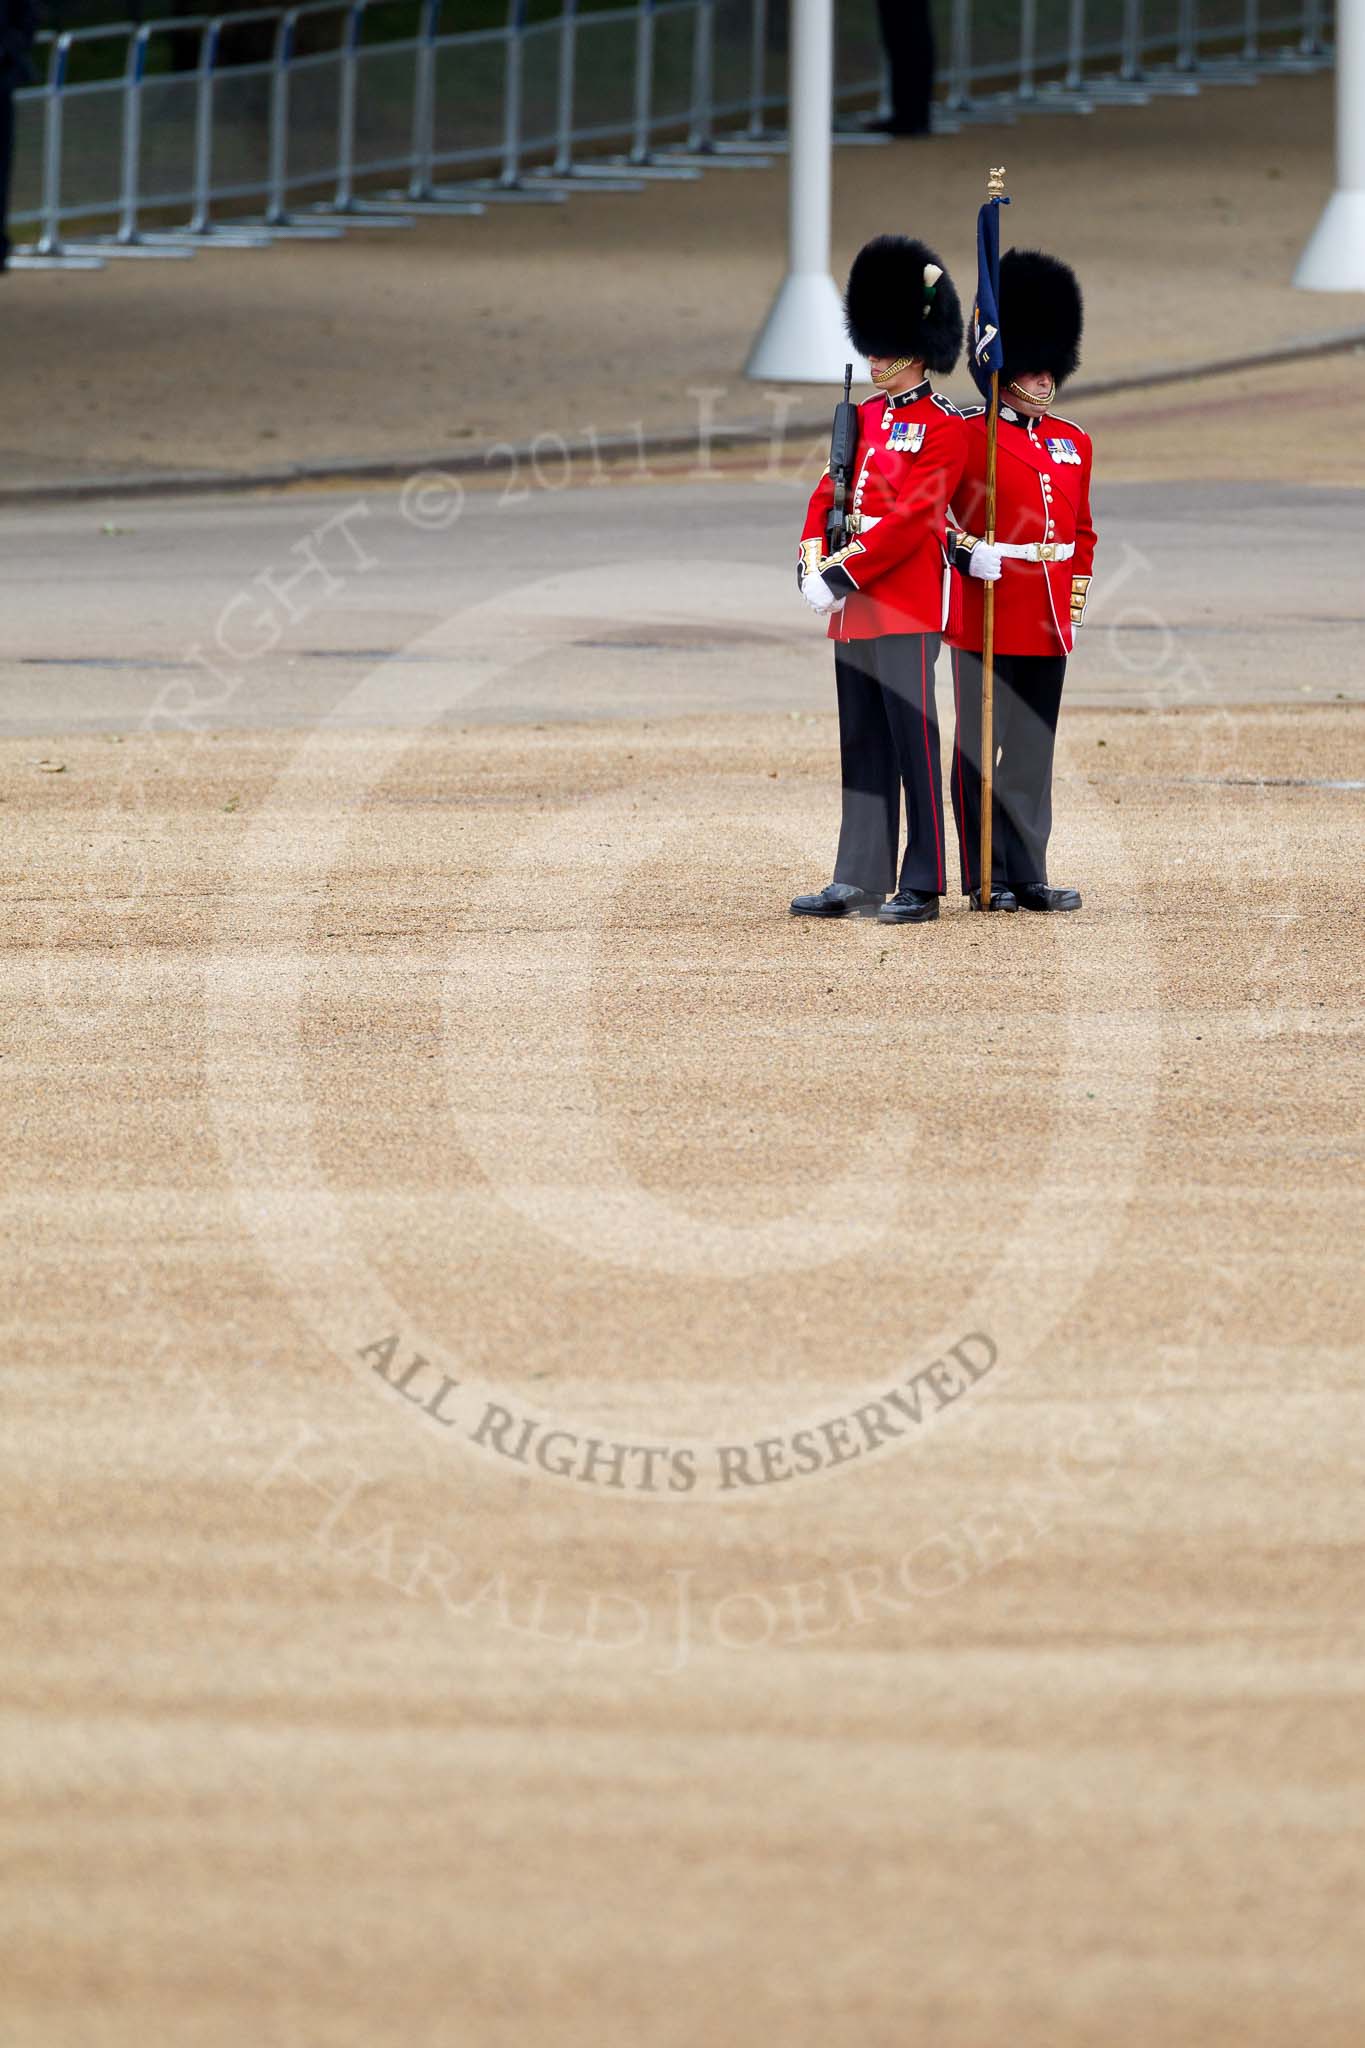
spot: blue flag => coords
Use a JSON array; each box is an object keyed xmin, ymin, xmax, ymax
[{"xmin": 970, "ymin": 195, "xmax": 1010, "ymax": 399}]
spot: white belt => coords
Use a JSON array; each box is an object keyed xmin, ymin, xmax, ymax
[
  {"xmin": 996, "ymin": 540, "xmax": 1074, "ymax": 562},
  {"xmin": 850, "ymin": 521, "xmax": 1069, "ymax": 561}
]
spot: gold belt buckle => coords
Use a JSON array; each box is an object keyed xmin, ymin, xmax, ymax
[{"xmin": 1036, "ymin": 542, "xmax": 1059, "ymax": 562}]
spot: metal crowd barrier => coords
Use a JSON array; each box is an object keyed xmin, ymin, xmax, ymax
[
  {"xmin": 943, "ymin": 0, "xmax": 1334, "ymax": 120},
  {"xmin": 7, "ymin": 0, "xmax": 1336, "ymax": 270}
]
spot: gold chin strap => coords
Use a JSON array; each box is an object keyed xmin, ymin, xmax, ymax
[
  {"xmin": 871, "ymin": 357, "xmax": 917, "ymax": 387},
  {"xmin": 1007, "ymin": 375, "xmax": 1056, "ymax": 408}
]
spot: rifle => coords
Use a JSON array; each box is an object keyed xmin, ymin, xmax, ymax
[{"xmin": 825, "ymin": 363, "xmax": 859, "ymax": 555}]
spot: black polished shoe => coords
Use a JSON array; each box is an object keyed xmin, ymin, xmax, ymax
[
  {"xmin": 968, "ymin": 885, "xmax": 1018, "ymax": 912},
  {"xmin": 877, "ymin": 888, "xmax": 939, "ymax": 924},
  {"xmin": 790, "ymin": 882, "xmax": 885, "ymax": 918},
  {"xmin": 1015, "ymin": 883, "xmax": 1082, "ymax": 912}
]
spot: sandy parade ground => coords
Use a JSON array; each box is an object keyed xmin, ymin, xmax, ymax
[{"xmin": 3, "ymin": 52, "xmax": 1365, "ymax": 2048}]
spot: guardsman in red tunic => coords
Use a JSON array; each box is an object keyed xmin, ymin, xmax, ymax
[
  {"xmin": 946, "ymin": 249, "xmax": 1096, "ymax": 912},
  {"xmin": 791, "ymin": 235, "xmax": 968, "ymax": 925}
]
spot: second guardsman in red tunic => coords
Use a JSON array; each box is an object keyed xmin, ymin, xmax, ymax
[
  {"xmin": 791, "ymin": 235, "xmax": 968, "ymax": 925},
  {"xmin": 946, "ymin": 250, "xmax": 1096, "ymax": 912}
]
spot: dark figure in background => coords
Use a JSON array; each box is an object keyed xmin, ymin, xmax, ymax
[
  {"xmin": 0, "ymin": 0, "xmax": 39, "ymax": 273},
  {"xmin": 871, "ymin": 0, "xmax": 935, "ymax": 137}
]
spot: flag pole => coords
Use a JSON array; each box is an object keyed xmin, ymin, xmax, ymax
[{"xmin": 980, "ymin": 165, "xmax": 1007, "ymax": 911}]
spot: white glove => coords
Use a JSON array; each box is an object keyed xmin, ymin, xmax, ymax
[
  {"xmin": 801, "ymin": 570, "xmax": 839, "ymax": 615},
  {"xmin": 968, "ymin": 542, "xmax": 1004, "ymax": 583}
]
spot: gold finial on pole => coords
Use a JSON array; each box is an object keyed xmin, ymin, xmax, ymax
[{"xmin": 987, "ymin": 165, "xmax": 1007, "ymax": 199}]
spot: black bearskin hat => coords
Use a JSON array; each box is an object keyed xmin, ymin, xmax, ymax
[
  {"xmin": 998, "ymin": 248, "xmax": 1083, "ymax": 387},
  {"xmin": 843, "ymin": 235, "xmax": 964, "ymax": 374}
]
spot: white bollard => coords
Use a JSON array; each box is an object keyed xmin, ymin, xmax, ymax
[
  {"xmin": 743, "ymin": 0, "xmax": 862, "ymax": 383},
  {"xmin": 1295, "ymin": 0, "xmax": 1365, "ymax": 287}
]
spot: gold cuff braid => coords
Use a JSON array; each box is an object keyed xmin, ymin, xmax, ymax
[{"xmin": 820, "ymin": 538, "xmax": 867, "ymax": 573}]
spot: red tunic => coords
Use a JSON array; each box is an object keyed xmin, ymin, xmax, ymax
[
  {"xmin": 946, "ymin": 405, "xmax": 1097, "ymax": 657},
  {"xmin": 799, "ymin": 382, "xmax": 969, "ymax": 641}
]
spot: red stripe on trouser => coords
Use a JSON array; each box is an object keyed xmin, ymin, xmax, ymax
[
  {"xmin": 952, "ymin": 646, "xmax": 970, "ymax": 891},
  {"xmin": 920, "ymin": 638, "xmax": 943, "ymax": 893}
]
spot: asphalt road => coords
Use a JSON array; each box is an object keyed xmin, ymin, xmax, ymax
[{"xmin": 3, "ymin": 473, "xmax": 1363, "ymax": 740}]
